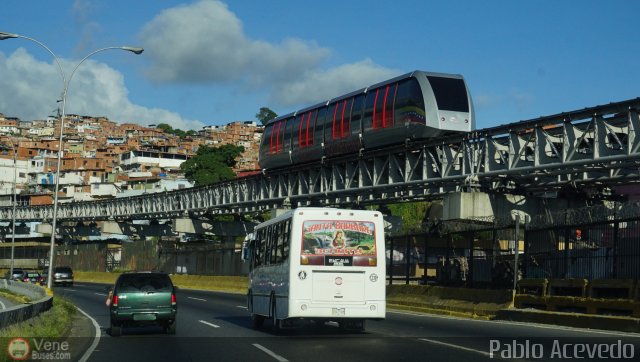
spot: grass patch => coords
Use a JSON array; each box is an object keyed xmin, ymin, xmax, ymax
[
  {"xmin": 0, "ymin": 288, "xmax": 31, "ymax": 304},
  {"xmin": 0, "ymin": 296, "xmax": 76, "ymax": 339}
]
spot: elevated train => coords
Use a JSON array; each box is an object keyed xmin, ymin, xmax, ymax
[{"xmin": 258, "ymin": 70, "xmax": 475, "ymax": 170}]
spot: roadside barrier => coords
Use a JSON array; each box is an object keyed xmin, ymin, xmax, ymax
[
  {"xmin": 515, "ymin": 278, "xmax": 640, "ymax": 318},
  {"xmin": 0, "ymin": 279, "xmax": 53, "ymax": 329}
]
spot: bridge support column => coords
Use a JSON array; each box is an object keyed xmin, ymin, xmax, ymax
[
  {"xmin": 172, "ymin": 218, "xmax": 255, "ymax": 236},
  {"xmin": 101, "ymin": 221, "xmax": 174, "ymax": 238}
]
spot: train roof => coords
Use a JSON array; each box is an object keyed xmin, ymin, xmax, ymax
[{"xmin": 264, "ymin": 112, "xmax": 295, "ymax": 126}]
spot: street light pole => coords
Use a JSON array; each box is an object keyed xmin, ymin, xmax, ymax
[
  {"xmin": 9, "ymin": 142, "xmax": 18, "ymax": 278},
  {"xmin": 0, "ymin": 31, "xmax": 143, "ymax": 288}
]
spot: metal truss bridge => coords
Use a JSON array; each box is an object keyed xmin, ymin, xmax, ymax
[{"xmin": 2, "ymin": 97, "xmax": 639, "ymax": 222}]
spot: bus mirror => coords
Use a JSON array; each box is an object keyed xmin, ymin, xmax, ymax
[{"xmin": 241, "ymin": 240, "xmax": 251, "ymax": 262}]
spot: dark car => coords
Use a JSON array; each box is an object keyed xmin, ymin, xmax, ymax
[
  {"xmin": 23, "ymin": 271, "xmax": 43, "ymax": 285},
  {"xmin": 4, "ymin": 268, "xmax": 25, "ymax": 281},
  {"xmin": 108, "ymin": 271, "xmax": 177, "ymax": 336},
  {"xmin": 52, "ymin": 266, "xmax": 74, "ymax": 286}
]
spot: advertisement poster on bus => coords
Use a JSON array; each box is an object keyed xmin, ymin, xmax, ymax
[{"xmin": 300, "ymin": 220, "xmax": 377, "ymax": 267}]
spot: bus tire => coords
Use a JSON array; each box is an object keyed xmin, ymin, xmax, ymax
[
  {"xmin": 271, "ymin": 300, "xmax": 280, "ymax": 332},
  {"xmin": 251, "ymin": 314, "xmax": 265, "ymax": 329}
]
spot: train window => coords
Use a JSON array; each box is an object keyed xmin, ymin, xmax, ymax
[
  {"xmin": 426, "ymin": 76, "xmax": 469, "ymax": 112},
  {"xmin": 283, "ymin": 118, "xmax": 293, "ymax": 153},
  {"xmin": 372, "ymin": 88, "xmax": 384, "ymax": 129},
  {"xmin": 382, "ymin": 83, "xmax": 398, "ymax": 128},
  {"xmin": 368, "ymin": 85, "xmax": 396, "ymax": 130},
  {"xmin": 331, "ymin": 98, "xmax": 353, "ymax": 139},
  {"xmin": 395, "ymin": 79, "xmax": 426, "ymax": 125},
  {"xmin": 292, "ymin": 115, "xmax": 303, "ymax": 149},
  {"xmin": 363, "ymin": 90, "xmax": 377, "ymax": 131},
  {"xmin": 315, "ymin": 107, "xmax": 327, "ymax": 145},
  {"xmin": 297, "ymin": 111, "xmax": 316, "ymax": 147},
  {"xmin": 350, "ymin": 94, "xmax": 365, "ymax": 134},
  {"xmin": 266, "ymin": 124, "xmax": 275, "ymax": 154}
]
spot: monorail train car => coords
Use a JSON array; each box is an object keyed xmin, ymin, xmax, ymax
[{"xmin": 259, "ymin": 70, "xmax": 474, "ymax": 170}]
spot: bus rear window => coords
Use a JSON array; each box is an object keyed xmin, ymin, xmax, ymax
[{"xmin": 300, "ymin": 220, "xmax": 377, "ymax": 267}]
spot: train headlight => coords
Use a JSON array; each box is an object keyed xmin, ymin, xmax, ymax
[
  {"xmin": 369, "ymin": 273, "xmax": 378, "ymax": 282},
  {"xmin": 370, "ymin": 304, "xmax": 377, "ymax": 311},
  {"xmin": 441, "ymin": 117, "xmax": 446, "ymax": 122},
  {"xmin": 301, "ymin": 304, "xmax": 308, "ymax": 311}
]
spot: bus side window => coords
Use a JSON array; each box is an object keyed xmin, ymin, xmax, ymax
[
  {"xmin": 252, "ymin": 230, "xmax": 261, "ymax": 268},
  {"xmin": 282, "ymin": 220, "xmax": 290, "ymax": 261},
  {"xmin": 265, "ymin": 225, "xmax": 273, "ymax": 265}
]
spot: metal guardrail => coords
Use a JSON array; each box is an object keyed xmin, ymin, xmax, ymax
[{"xmin": 0, "ymin": 280, "xmax": 53, "ymax": 329}]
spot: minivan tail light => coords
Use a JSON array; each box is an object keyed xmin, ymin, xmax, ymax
[
  {"xmin": 112, "ymin": 295, "xmax": 119, "ymax": 307},
  {"xmin": 171, "ymin": 293, "xmax": 176, "ymax": 306}
]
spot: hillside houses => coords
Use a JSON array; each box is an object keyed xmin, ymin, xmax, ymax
[{"xmin": 0, "ymin": 113, "xmax": 264, "ymax": 207}]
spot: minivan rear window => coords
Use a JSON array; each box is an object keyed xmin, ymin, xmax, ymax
[{"xmin": 117, "ymin": 274, "xmax": 173, "ymax": 292}]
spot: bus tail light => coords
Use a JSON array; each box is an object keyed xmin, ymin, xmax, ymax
[
  {"xmin": 369, "ymin": 273, "xmax": 379, "ymax": 282},
  {"xmin": 300, "ymin": 256, "xmax": 309, "ymax": 265},
  {"xmin": 301, "ymin": 304, "xmax": 307, "ymax": 311},
  {"xmin": 370, "ymin": 304, "xmax": 377, "ymax": 311},
  {"xmin": 368, "ymin": 257, "xmax": 377, "ymax": 266}
]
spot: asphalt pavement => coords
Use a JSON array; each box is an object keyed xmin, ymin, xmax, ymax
[{"xmin": 53, "ymin": 283, "xmax": 640, "ymax": 362}]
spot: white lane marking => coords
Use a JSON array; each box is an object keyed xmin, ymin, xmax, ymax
[
  {"xmin": 94, "ymin": 292, "xmax": 107, "ymax": 296},
  {"xmin": 76, "ymin": 306, "xmax": 101, "ymax": 362},
  {"xmin": 188, "ymin": 297, "xmax": 207, "ymax": 302},
  {"xmin": 0, "ymin": 299, "xmax": 5, "ymax": 310},
  {"xmin": 236, "ymin": 305, "xmax": 247, "ymax": 309},
  {"xmin": 199, "ymin": 320, "xmax": 220, "ymax": 328},
  {"xmin": 388, "ymin": 310, "xmax": 640, "ymax": 338},
  {"xmin": 252, "ymin": 343, "xmax": 288, "ymax": 362},
  {"xmin": 65, "ymin": 289, "xmax": 78, "ymax": 292},
  {"xmin": 419, "ymin": 338, "xmax": 492, "ymax": 358}
]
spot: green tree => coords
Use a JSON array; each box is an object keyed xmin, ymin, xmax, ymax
[
  {"xmin": 180, "ymin": 144, "xmax": 245, "ymax": 186},
  {"xmin": 156, "ymin": 123, "xmax": 173, "ymax": 133},
  {"xmin": 256, "ymin": 107, "xmax": 278, "ymax": 125}
]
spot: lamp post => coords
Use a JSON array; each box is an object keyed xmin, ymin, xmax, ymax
[
  {"xmin": 0, "ymin": 141, "xmax": 18, "ymax": 278},
  {"xmin": 9, "ymin": 142, "xmax": 18, "ymax": 279},
  {"xmin": 0, "ymin": 31, "xmax": 143, "ymax": 288}
]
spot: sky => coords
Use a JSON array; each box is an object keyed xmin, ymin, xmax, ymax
[{"xmin": 0, "ymin": 0, "xmax": 638, "ymax": 132}]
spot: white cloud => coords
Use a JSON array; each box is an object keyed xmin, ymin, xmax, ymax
[
  {"xmin": 139, "ymin": 0, "xmax": 330, "ymax": 85},
  {"xmin": 0, "ymin": 48, "xmax": 203, "ymax": 130},
  {"xmin": 271, "ymin": 59, "xmax": 401, "ymax": 106},
  {"xmin": 139, "ymin": 0, "xmax": 399, "ymax": 109}
]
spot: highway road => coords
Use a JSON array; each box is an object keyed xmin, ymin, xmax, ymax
[{"xmin": 56, "ymin": 283, "xmax": 640, "ymax": 362}]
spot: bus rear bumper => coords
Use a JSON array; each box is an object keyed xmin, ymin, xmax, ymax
[{"xmin": 288, "ymin": 300, "xmax": 386, "ymax": 319}]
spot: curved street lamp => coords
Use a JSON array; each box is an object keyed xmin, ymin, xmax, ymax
[{"xmin": 0, "ymin": 31, "xmax": 143, "ymax": 288}]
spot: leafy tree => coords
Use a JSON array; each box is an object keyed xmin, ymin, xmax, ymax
[
  {"xmin": 156, "ymin": 123, "xmax": 173, "ymax": 133},
  {"xmin": 180, "ymin": 144, "xmax": 245, "ymax": 186},
  {"xmin": 256, "ymin": 107, "xmax": 278, "ymax": 125}
]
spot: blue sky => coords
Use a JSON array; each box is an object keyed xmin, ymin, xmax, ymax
[{"xmin": 0, "ymin": 0, "xmax": 638, "ymax": 131}]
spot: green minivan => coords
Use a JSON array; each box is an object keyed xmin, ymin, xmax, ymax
[{"xmin": 108, "ymin": 271, "xmax": 177, "ymax": 336}]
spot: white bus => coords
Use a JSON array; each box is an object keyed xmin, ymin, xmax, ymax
[{"xmin": 242, "ymin": 207, "xmax": 386, "ymax": 331}]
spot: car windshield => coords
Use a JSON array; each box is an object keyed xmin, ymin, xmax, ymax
[
  {"xmin": 117, "ymin": 274, "xmax": 172, "ymax": 293},
  {"xmin": 55, "ymin": 267, "xmax": 72, "ymax": 273}
]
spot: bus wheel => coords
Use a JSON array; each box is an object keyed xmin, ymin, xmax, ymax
[
  {"xmin": 271, "ymin": 302, "xmax": 281, "ymax": 332},
  {"xmin": 251, "ymin": 314, "xmax": 265, "ymax": 329}
]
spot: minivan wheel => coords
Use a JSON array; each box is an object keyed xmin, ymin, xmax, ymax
[
  {"xmin": 165, "ymin": 320, "xmax": 177, "ymax": 335},
  {"xmin": 110, "ymin": 320, "xmax": 122, "ymax": 337}
]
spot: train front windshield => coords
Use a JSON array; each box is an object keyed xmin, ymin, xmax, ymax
[
  {"xmin": 427, "ymin": 76, "xmax": 470, "ymax": 113},
  {"xmin": 300, "ymin": 220, "xmax": 377, "ymax": 267}
]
